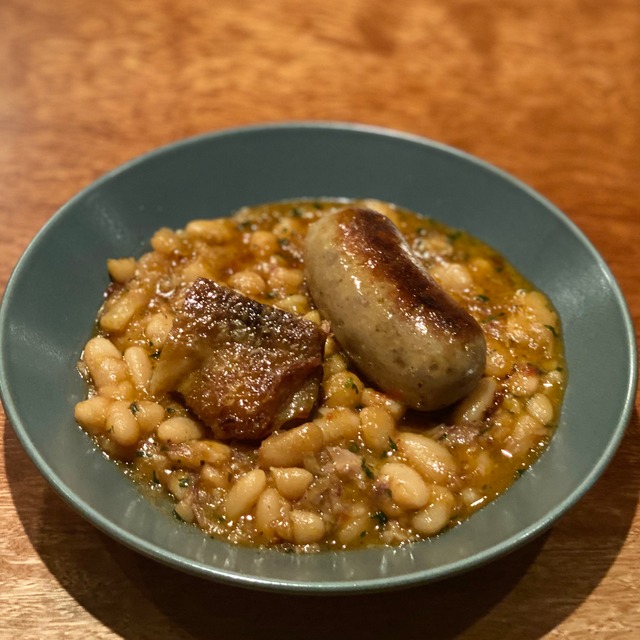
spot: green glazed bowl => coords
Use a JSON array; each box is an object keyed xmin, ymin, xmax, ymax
[{"xmin": 1, "ymin": 123, "xmax": 636, "ymax": 593}]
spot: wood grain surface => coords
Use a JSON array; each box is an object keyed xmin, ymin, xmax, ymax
[{"xmin": 1, "ymin": 1, "xmax": 639, "ymax": 638}]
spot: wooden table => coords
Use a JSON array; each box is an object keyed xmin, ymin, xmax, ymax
[{"xmin": 1, "ymin": 1, "xmax": 639, "ymax": 637}]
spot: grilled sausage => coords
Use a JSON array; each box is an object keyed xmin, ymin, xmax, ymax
[{"xmin": 304, "ymin": 207, "xmax": 486, "ymax": 411}]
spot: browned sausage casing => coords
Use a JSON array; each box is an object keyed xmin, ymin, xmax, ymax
[{"xmin": 304, "ymin": 207, "xmax": 486, "ymax": 411}]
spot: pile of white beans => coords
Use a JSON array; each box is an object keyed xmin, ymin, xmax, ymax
[{"xmin": 74, "ymin": 199, "xmax": 566, "ymax": 551}]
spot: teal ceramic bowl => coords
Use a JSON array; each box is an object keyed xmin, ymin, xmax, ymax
[{"xmin": 1, "ymin": 123, "xmax": 636, "ymax": 593}]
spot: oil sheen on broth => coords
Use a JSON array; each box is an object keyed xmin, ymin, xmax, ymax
[{"xmin": 74, "ymin": 199, "xmax": 566, "ymax": 552}]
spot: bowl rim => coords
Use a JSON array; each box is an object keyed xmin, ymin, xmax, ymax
[{"xmin": 1, "ymin": 121, "xmax": 637, "ymax": 593}]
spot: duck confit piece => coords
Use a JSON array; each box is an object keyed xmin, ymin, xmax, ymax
[{"xmin": 150, "ymin": 278, "xmax": 327, "ymax": 440}]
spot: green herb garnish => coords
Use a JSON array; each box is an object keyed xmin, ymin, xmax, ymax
[
  {"xmin": 544, "ymin": 324, "xmax": 559, "ymax": 337},
  {"xmin": 173, "ymin": 509, "xmax": 185, "ymax": 522},
  {"xmin": 371, "ymin": 511, "xmax": 388, "ymax": 527},
  {"xmin": 361, "ymin": 459, "xmax": 374, "ymax": 479},
  {"xmin": 344, "ymin": 377, "xmax": 358, "ymax": 392}
]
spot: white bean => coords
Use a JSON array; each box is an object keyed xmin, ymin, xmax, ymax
[
  {"xmin": 199, "ymin": 464, "xmax": 230, "ymax": 490},
  {"xmin": 512, "ymin": 413, "xmax": 546, "ymax": 441},
  {"xmin": 124, "ymin": 346, "xmax": 153, "ymax": 391},
  {"xmin": 396, "ymin": 432, "xmax": 458, "ymax": 483},
  {"xmin": 185, "ymin": 218, "xmax": 235, "ymax": 243},
  {"xmin": 83, "ymin": 336, "xmax": 121, "ymax": 367},
  {"xmin": 227, "ymin": 270, "xmax": 267, "ymax": 297},
  {"xmin": 133, "ymin": 400, "xmax": 165, "ymax": 434},
  {"xmin": 323, "ymin": 353, "xmax": 348, "ymax": 378},
  {"xmin": 151, "ymin": 228, "xmax": 183, "ymax": 255},
  {"xmin": 99, "ymin": 380, "xmax": 135, "ymax": 401},
  {"xmin": 275, "ymin": 294, "xmax": 309, "ymax": 315},
  {"xmin": 322, "ymin": 371, "xmax": 364, "ymax": 408},
  {"xmin": 255, "ymin": 487, "xmax": 290, "ymax": 541},
  {"xmin": 258, "ymin": 422, "xmax": 324, "ymax": 468},
  {"xmin": 314, "ymin": 407, "xmax": 360, "ymax": 444},
  {"xmin": 249, "ymin": 230, "xmax": 279, "ymax": 258},
  {"xmin": 267, "ymin": 267, "xmax": 304, "ymax": 294},
  {"xmin": 336, "ymin": 504, "xmax": 370, "ymax": 547},
  {"xmin": 157, "ymin": 416, "xmax": 205, "ymax": 444},
  {"xmin": 91, "ymin": 357, "xmax": 129, "ymax": 389},
  {"xmin": 303, "ymin": 310, "xmax": 322, "ymax": 325},
  {"xmin": 224, "ymin": 469, "xmax": 267, "ymax": 522},
  {"xmin": 361, "ymin": 388, "xmax": 405, "ymax": 420},
  {"xmin": 452, "ymin": 377, "xmax": 497, "ymax": 424},
  {"xmin": 106, "ymin": 400, "xmax": 140, "ymax": 447},
  {"xmin": 411, "ymin": 486, "xmax": 455, "ymax": 536},
  {"xmin": 525, "ymin": 392, "xmax": 554, "ymax": 425},
  {"xmin": 83, "ymin": 336, "xmax": 126, "ymax": 388},
  {"xmin": 429, "ymin": 262, "xmax": 473, "ymax": 293},
  {"xmin": 271, "ymin": 467, "xmax": 313, "ymax": 500},
  {"xmin": 144, "ymin": 313, "xmax": 174, "ymax": 348},
  {"xmin": 380, "ymin": 462, "xmax": 431, "ymax": 511},
  {"xmin": 290, "ymin": 510, "xmax": 325, "ymax": 545},
  {"xmin": 508, "ymin": 369, "xmax": 540, "ymax": 397},
  {"xmin": 99, "ymin": 289, "xmax": 151, "ymax": 333},
  {"xmin": 74, "ymin": 396, "xmax": 113, "ymax": 434},
  {"xmin": 107, "ymin": 258, "xmax": 137, "ymax": 283},
  {"xmin": 181, "ymin": 258, "xmax": 213, "ymax": 283},
  {"xmin": 359, "ymin": 405, "xmax": 396, "ymax": 453}
]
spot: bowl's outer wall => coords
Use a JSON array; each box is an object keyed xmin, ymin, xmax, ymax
[{"xmin": 1, "ymin": 123, "xmax": 636, "ymax": 592}]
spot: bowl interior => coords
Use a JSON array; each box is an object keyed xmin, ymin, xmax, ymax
[{"xmin": 1, "ymin": 123, "xmax": 636, "ymax": 593}]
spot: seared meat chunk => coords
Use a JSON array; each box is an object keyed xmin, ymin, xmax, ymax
[{"xmin": 150, "ymin": 278, "xmax": 327, "ymax": 440}]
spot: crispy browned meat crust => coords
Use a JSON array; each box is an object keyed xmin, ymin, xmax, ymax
[{"xmin": 151, "ymin": 278, "xmax": 327, "ymax": 440}]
